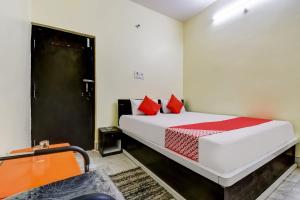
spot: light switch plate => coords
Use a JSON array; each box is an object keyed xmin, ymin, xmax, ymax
[{"xmin": 134, "ymin": 71, "xmax": 144, "ymax": 80}]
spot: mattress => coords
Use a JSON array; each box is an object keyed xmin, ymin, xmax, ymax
[{"xmin": 119, "ymin": 112, "xmax": 295, "ymax": 176}]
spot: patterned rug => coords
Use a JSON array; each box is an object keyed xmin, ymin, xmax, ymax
[{"xmin": 110, "ymin": 167, "xmax": 175, "ymax": 200}]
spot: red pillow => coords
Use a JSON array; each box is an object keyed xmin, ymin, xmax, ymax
[
  {"xmin": 167, "ymin": 94, "xmax": 183, "ymax": 114},
  {"xmin": 138, "ymin": 96, "xmax": 161, "ymax": 115}
]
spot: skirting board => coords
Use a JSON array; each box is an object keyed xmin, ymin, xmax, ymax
[
  {"xmin": 123, "ymin": 150, "xmax": 185, "ymax": 200},
  {"xmin": 256, "ymin": 164, "xmax": 297, "ymax": 200},
  {"xmin": 124, "ymin": 150, "xmax": 297, "ymax": 200}
]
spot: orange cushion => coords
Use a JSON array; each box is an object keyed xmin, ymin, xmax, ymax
[
  {"xmin": 138, "ymin": 96, "xmax": 161, "ymax": 115},
  {"xmin": 167, "ymin": 94, "xmax": 183, "ymax": 114}
]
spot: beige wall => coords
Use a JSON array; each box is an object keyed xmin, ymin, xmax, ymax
[
  {"xmin": 184, "ymin": 0, "xmax": 300, "ymax": 156},
  {"xmin": 0, "ymin": 0, "xmax": 31, "ymax": 154},
  {"xmin": 31, "ymin": 0, "xmax": 183, "ymax": 145}
]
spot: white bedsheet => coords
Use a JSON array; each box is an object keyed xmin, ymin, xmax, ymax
[{"xmin": 119, "ymin": 112, "xmax": 295, "ymax": 175}]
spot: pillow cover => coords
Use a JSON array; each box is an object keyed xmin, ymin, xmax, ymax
[
  {"xmin": 130, "ymin": 99, "xmax": 145, "ymax": 115},
  {"xmin": 138, "ymin": 96, "xmax": 161, "ymax": 115},
  {"xmin": 161, "ymin": 97, "xmax": 185, "ymax": 114},
  {"xmin": 166, "ymin": 95, "xmax": 184, "ymax": 114}
]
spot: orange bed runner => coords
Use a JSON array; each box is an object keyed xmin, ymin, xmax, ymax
[{"xmin": 0, "ymin": 143, "xmax": 81, "ymax": 199}]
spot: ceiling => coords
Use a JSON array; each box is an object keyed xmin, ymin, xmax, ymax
[{"xmin": 130, "ymin": 0, "xmax": 216, "ymax": 22}]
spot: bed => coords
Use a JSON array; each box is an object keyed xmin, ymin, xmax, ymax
[{"xmin": 118, "ymin": 99, "xmax": 298, "ymax": 200}]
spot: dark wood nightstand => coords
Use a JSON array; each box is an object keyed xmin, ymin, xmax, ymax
[{"xmin": 98, "ymin": 127, "xmax": 122, "ymax": 157}]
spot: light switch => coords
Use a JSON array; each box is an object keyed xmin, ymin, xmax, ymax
[{"xmin": 134, "ymin": 71, "xmax": 144, "ymax": 80}]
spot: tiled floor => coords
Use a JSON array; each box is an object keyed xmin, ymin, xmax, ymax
[
  {"xmin": 76, "ymin": 151, "xmax": 137, "ymax": 175},
  {"xmin": 267, "ymin": 169, "xmax": 300, "ymax": 200},
  {"xmin": 78, "ymin": 152, "xmax": 300, "ymax": 200},
  {"xmin": 88, "ymin": 151, "xmax": 137, "ymax": 175}
]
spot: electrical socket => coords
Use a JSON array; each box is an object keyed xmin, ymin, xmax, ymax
[{"xmin": 134, "ymin": 71, "xmax": 144, "ymax": 80}]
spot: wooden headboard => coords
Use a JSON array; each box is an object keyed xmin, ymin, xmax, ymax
[
  {"xmin": 118, "ymin": 99, "xmax": 184, "ymax": 123},
  {"xmin": 118, "ymin": 99, "xmax": 133, "ymax": 121}
]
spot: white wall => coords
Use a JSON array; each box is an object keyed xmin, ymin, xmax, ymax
[
  {"xmin": 0, "ymin": 0, "xmax": 31, "ymax": 154},
  {"xmin": 31, "ymin": 0, "xmax": 183, "ymax": 144},
  {"xmin": 183, "ymin": 0, "xmax": 300, "ymax": 155}
]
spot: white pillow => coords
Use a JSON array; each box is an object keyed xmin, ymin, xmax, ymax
[
  {"xmin": 130, "ymin": 99, "xmax": 160, "ymax": 115},
  {"xmin": 130, "ymin": 99, "xmax": 144, "ymax": 115},
  {"xmin": 161, "ymin": 99, "xmax": 186, "ymax": 114}
]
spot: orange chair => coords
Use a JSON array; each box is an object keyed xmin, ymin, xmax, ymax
[{"xmin": 0, "ymin": 143, "xmax": 89, "ymax": 199}]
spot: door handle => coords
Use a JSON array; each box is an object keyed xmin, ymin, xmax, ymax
[
  {"xmin": 82, "ymin": 79, "xmax": 94, "ymax": 94},
  {"xmin": 82, "ymin": 79, "xmax": 94, "ymax": 83}
]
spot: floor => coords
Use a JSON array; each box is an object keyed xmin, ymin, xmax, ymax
[
  {"xmin": 77, "ymin": 151, "xmax": 137, "ymax": 176},
  {"xmin": 267, "ymin": 169, "xmax": 300, "ymax": 200},
  {"xmin": 78, "ymin": 152, "xmax": 300, "ymax": 200}
]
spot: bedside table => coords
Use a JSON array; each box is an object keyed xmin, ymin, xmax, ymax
[{"xmin": 98, "ymin": 127, "xmax": 122, "ymax": 157}]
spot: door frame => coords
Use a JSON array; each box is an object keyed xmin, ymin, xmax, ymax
[{"xmin": 31, "ymin": 23, "xmax": 96, "ymax": 149}]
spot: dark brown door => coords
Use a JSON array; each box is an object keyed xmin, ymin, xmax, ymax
[{"xmin": 31, "ymin": 25, "xmax": 95, "ymax": 150}]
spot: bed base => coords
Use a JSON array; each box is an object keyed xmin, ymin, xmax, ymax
[{"xmin": 122, "ymin": 134, "xmax": 295, "ymax": 200}]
